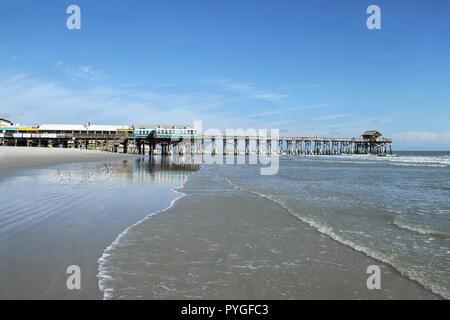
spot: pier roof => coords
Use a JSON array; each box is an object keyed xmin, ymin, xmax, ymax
[
  {"xmin": 362, "ymin": 130, "xmax": 382, "ymax": 139},
  {"xmin": 0, "ymin": 118, "xmax": 13, "ymax": 127},
  {"xmin": 38, "ymin": 124, "xmax": 130, "ymax": 131},
  {"xmin": 133, "ymin": 124, "xmax": 194, "ymax": 129}
]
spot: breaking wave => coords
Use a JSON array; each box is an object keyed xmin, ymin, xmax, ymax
[{"xmin": 219, "ymin": 174, "xmax": 449, "ymax": 300}]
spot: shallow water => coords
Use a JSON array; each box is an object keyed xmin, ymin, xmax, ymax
[
  {"xmin": 0, "ymin": 157, "xmax": 199, "ymax": 299},
  {"xmin": 1, "ymin": 152, "xmax": 448, "ymax": 299},
  {"xmin": 98, "ymin": 152, "xmax": 448, "ymax": 299},
  {"xmin": 210, "ymin": 152, "xmax": 450, "ymax": 299}
]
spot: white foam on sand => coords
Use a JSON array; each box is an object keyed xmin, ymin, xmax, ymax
[
  {"xmin": 96, "ymin": 170, "xmax": 196, "ymax": 300},
  {"xmin": 219, "ymin": 174, "xmax": 449, "ymax": 300}
]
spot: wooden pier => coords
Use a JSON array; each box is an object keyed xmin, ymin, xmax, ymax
[
  {"xmin": 156, "ymin": 132, "xmax": 392, "ymax": 156},
  {"xmin": 0, "ymin": 127, "xmax": 392, "ymax": 156}
]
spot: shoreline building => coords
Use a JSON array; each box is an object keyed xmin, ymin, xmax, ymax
[{"xmin": 0, "ymin": 118, "xmax": 14, "ymax": 127}]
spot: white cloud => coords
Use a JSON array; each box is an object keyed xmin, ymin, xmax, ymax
[
  {"xmin": 251, "ymin": 93, "xmax": 287, "ymax": 101},
  {"xmin": 393, "ymin": 131, "xmax": 450, "ymax": 143},
  {"xmin": 204, "ymin": 78, "xmax": 252, "ymax": 93},
  {"xmin": 250, "ymin": 111, "xmax": 279, "ymax": 119},
  {"xmin": 288, "ymin": 103, "xmax": 329, "ymax": 111},
  {"xmin": 312, "ymin": 113, "xmax": 352, "ymax": 121},
  {"xmin": 0, "ymin": 73, "xmax": 285, "ymax": 131},
  {"xmin": 204, "ymin": 78, "xmax": 287, "ymax": 102},
  {"xmin": 55, "ymin": 61, "xmax": 104, "ymax": 81}
]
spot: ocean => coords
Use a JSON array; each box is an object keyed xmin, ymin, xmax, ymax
[
  {"xmin": 0, "ymin": 152, "xmax": 448, "ymax": 299},
  {"xmin": 98, "ymin": 152, "xmax": 449, "ymax": 299}
]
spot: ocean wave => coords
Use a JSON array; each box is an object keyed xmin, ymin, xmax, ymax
[
  {"xmin": 218, "ymin": 174, "xmax": 449, "ymax": 300},
  {"xmin": 292, "ymin": 154, "xmax": 450, "ymax": 167},
  {"xmin": 97, "ymin": 164, "xmax": 449, "ymax": 300},
  {"xmin": 97, "ymin": 171, "xmax": 196, "ymax": 300},
  {"xmin": 393, "ymin": 216, "xmax": 450, "ymax": 239},
  {"xmin": 382, "ymin": 155, "xmax": 450, "ymax": 167}
]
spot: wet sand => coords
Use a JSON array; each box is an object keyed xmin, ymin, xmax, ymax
[
  {"xmin": 0, "ymin": 150, "xmax": 180, "ymax": 299},
  {"xmin": 98, "ymin": 166, "xmax": 441, "ymax": 299},
  {"xmin": 0, "ymin": 147, "xmax": 140, "ymax": 174},
  {"xmin": 0, "ymin": 149, "xmax": 442, "ymax": 299}
]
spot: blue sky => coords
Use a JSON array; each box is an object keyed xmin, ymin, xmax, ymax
[{"xmin": 0, "ymin": 0, "xmax": 449, "ymax": 150}]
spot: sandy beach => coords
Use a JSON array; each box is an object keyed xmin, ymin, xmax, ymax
[
  {"xmin": 99, "ymin": 165, "xmax": 441, "ymax": 299},
  {"xmin": 0, "ymin": 147, "xmax": 140, "ymax": 174},
  {"xmin": 0, "ymin": 148, "xmax": 445, "ymax": 299},
  {"xmin": 0, "ymin": 147, "xmax": 180, "ymax": 299}
]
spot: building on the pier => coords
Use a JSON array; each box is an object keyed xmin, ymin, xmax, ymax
[
  {"xmin": 132, "ymin": 124, "xmax": 198, "ymax": 156},
  {"xmin": 34, "ymin": 123, "xmax": 133, "ymax": 151},
  {"xmin": 362, "ymin": 130, "xmax": 382, "ymax": 140},
  {"xmin": 133, "ymin": 124, "xmax": 197, "ymax": 139},
  {"xmin": 37, "ymin": 123, "xmax": 131, "ymax": 133},
  {"xmin": 1, "ymin": 119, "xmax": 392, "ymax": 156},
  {"xmin": 0, "ymin": 122, "xmax": 133, "ymax": 149},
  {"xmin": 0, "ymin": 118, "xmax": 13, "ymax": 127}
]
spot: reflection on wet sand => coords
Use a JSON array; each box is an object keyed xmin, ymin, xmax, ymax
[
  {"xmin": 0, "ymin": 156, "xmax": 199, "ymax": 299},
  {"xmin": 51, "ymin": 156, "xmax": 200, "ymax": 187},
  {"xmin": 134, "ymin": 156, "xmax": 201, "ymax": 186}
]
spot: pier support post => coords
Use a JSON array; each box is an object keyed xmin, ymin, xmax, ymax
[
  {"xmin": 191, "ymin": 138, "xmax": 195, "ymax": 155},
  {"xmin": 150, "ymin": 142, "xmax": 156, "ymax": 156},
  {"xmin": 179, "ymin": 144, "xmax": 185, "ymax": 155},
  {"xmin": 223, "ymin": 139, "xmax": 228, "ymax": 155},
  {"xmin": 186, "ymin": 142, "xmax": 191, "ymax": 155},
  {"xmin": 122, "ymin": 139, "xmax": 128, "ymax": 153},
  {"xmin": 211, "ymin": 138, "xmax": 217, "ymax": 155}
]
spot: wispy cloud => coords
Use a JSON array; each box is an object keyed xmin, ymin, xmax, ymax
[
  {"xmin": 133, "ymin": 90, "xmax": 225, "ymax": 110},
  {"xmin": 279, "ymin": 83, "xmax": 322, "ymax": 90},
  {"xmin": 393, "ymin": 131, "xmax": 450, "ymax": 143},
  {"xmin": 55, "ymin": 61, "xmax": 104, "ymax": 81},
  {"xmin": 204, "ymin": 78, "xmax": 252, "ymax": 93},
  {"xmin": 118, "ymin": 82, "xmax": 176, "ymax": 89},
  {"xmin": 0, "ymin": 73, "xmax": 284, "ymax": 130},
  {"xmin": 251, "ymin": 93, "xmax": 287, "ymax": 101},
  {"xmin": 312, "ymin": 113, "xmax": 352, "ymax": 121},
  {"xmin": 250, "ymin": 110, "xmax": 279, "ymax": 119},
  {"xmin": 149, "ymin": 83, "xmax": 176, "ymax": 88},
  {"xmin": 204, "ymin": 78, "xmax": 287, "ymax": 101},
  {"xmin": 288, "ymin": 103, "xmax": 329, "ymax": 111}
]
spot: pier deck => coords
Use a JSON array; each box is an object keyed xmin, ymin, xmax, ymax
[{"xmin": 0, "ymin": 129, "xmax": 392, "ymax": 156}]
